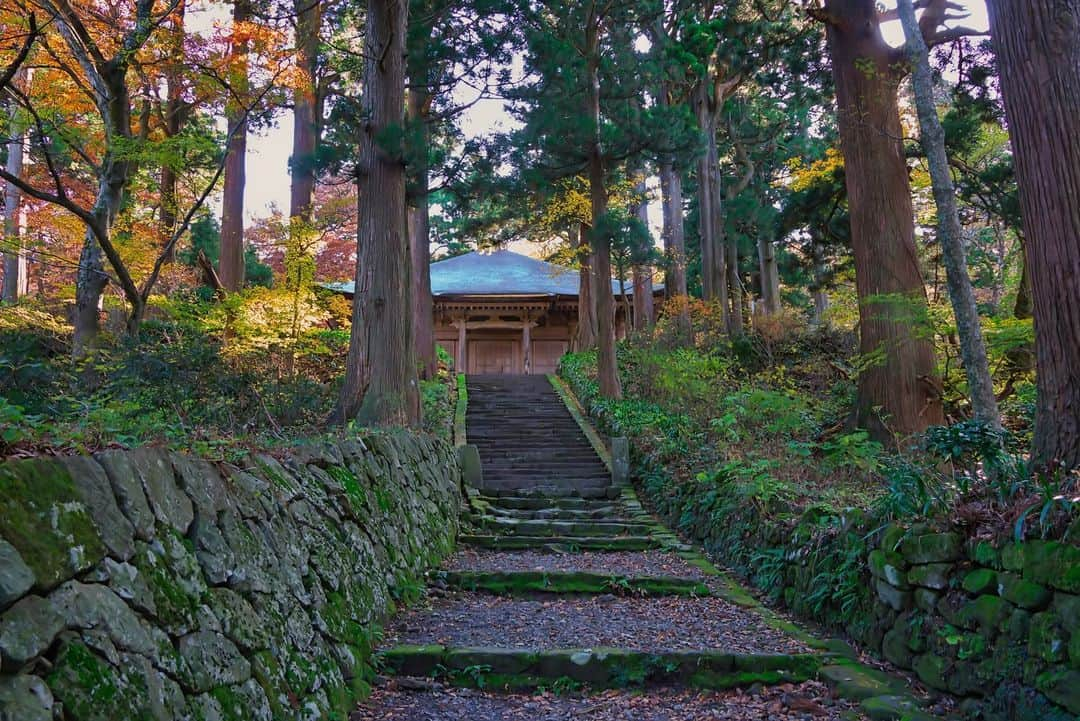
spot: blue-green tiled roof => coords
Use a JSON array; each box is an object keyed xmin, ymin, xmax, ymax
[{"xmin": 324, "ymin": 249, "xmax": 654, "ymax": 297}]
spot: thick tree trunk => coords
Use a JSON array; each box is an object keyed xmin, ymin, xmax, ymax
[
  {"xmin": 408, "ymin": 195, "xmax": 435, "ymax": 378},
  {"xmin": 986, "ymin": 0, "xmax": 1080, "ymax": 470},
  {"xmin": 219, "ymin": 0, "xmax": 250, "ymax": 293},
  {"xmin": 159, "ymin": 0, "xmax": 185, "ymax": 262},
  {"xmin": 574, "ymin": 223, "xmax": 598, "ymax": 350},
  {"xmin": 335, "ymin": 0, "xmax": 419, "ymax": 426},
  {"xmin": 585, "ymin": 31, "xmax": 620, "ymax": 399},
  {"xmin": 824, "ymin": 0, "xmax": 944, "ymax": 438},
  {"xmin": 2, "ymin": 67, "xmax": 29, "ymax": 302},
  {"xmin": 695, "ymin": 110, "xmax": 726, "ymax": 309},
  {"xmin": 406, "ymin": 90, "xmax": 436, "ymax": 379},
  {"xmin": 658, "ymin": 162, "xmax": 688, "ymax": 300},
  {"xmin": 631, "ymin": 179, "xmax": 654, "ymax": 331},
  {"xmin": 290, "ymin": 0, "xmax": 320, "ymax": 222},
  {"xmin": 757, "ymin": 235, "xmax": 780, "ymax": 316},
  {"xmin": 898, "ymin": 0, "xmax": 1000, "ymax": 430}
]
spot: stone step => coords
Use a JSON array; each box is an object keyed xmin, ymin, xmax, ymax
[
  {"xmin": 377, "ymin": 645, "xmax": 820, "ymax": 691},
  {"xmin": 475, "ymin": 485, "xmax": 616, "ymax": 500},
  {"xmin": 476, "ymin": 518, "xmax": 655, "ymax": 537},
  {"xmin": 437, "ymin": 570, "xmax": 710, "ymax": 597},
  {"xmin": 459, "ymin": 534, "xmax": 659, "ymax": 551},
  {"xmin": 479, "ymin": 496, "xmax": 620, "ymax": 510},
  {"xmin": 480, "ymin": 506, "xmax": 626, "ymax": 521}
]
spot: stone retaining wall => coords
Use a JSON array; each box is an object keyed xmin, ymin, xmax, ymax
[
  {"xmin": 868, "ymin": 528, "xmax": 1080, "ymax": 718},
  {"xmin": 0, "ymin": 432, "xmax": 461, "ymax": 721}
]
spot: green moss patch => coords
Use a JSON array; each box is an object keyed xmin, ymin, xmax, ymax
[
  {"xmin": 0, "ymin": 458, "xmax": 105, "ymax": 590},
  {"xmin": 439, "ymin": 570, "xmax": 710, "ymax": 597},
  {"xmin": 377, "ymin": 644, "xmax": 817, "ymax": 690}
]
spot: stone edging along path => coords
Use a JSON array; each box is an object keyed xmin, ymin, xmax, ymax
[{"xmin": 356, "ymin": 375, "xmax": 948, "ymax": 720}]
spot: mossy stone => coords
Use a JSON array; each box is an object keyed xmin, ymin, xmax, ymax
[
  {"xmin": 901, "ymin": 533, "xmax": 963, "ymax": 564},
  {"xmin": 1054, "ymin": 593, "xmax": 1080, "ymax": 634},
  {"xmin": 1021, "ymin": 541, "xmax": 1080, "ymax": 594},
  {"xmin": 1001, "ymin": 543, "xmax": 1024, "ymax": 572},
  {"xmin": 875, "ymin": 579, "xmax": 912, "ymax": 612},
  {"xmin": 906, "ymin": 563, "xmax": 953, "ymax": 590},
  {"xmin": 882, "ymin": 627, "xmax": 913, "ymax": 668},
  {"xmin": 972, "ymin": 541, "xmax": 1001, "ymax": 570},
  {"xmin": 912, "ymin": 653, "xmax": 950, "ymax": 691},
  {"xmin": 0, "ymin": 539, "xmax": 33, "ymax": 611},
  {"xmin": 962, "ymin": 568, "xmax": 998, "ymax": 596},
  {"xmin": 998, "ymin": 572, "xmax": 1052, "ymax": 610},
  {"xmin": 868, "ymin": 550, "xmax": 908, "ymax": 588},
  {"xmin": 1029, "ymin": 612, "xmax": 1069, "ymax": 664},
  {"xmin": 860, "ymin": 695, "xmax": 937, "ymax": 721},
  {"xmin": 959, "ymin": 594, "xmax": 1012, "ymax": 631},
  {"xmin": 47, "ymin": 640, "xmax": 153, "ymax": 721},
  {"xmin": 0, "ymin": 458, "xmax": 105, "ymax": 591},
  {"xmin": 1035, "ymin": 668, "xmax": 1080, "ymax": 714},
  {"xmin": 913, "ymin": 588, "xmax": 940, "ymax": 614}
]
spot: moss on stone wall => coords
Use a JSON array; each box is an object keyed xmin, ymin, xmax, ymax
[{"xmin": 0, "ymin": 431, "xmax": 460, "ymax": 720}]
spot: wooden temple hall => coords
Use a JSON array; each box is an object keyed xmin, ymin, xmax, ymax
[{"xmin": 331, "ymin": 249, "xmax": 661, "ymax": 375}]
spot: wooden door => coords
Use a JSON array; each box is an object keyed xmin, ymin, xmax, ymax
[
  {"xmin": 531, "ymin": 340, "xmax": 568, "ymax": 375},
  {"xmin": 468, "ymin": 339, "xmax": 520, "ymax": 374}
]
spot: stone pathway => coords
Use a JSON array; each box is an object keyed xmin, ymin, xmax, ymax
[{"xmin": 354, "ymin": 376, "xmax": 944, "ymax": 721}]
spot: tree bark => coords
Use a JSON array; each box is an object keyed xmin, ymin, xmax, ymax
[
  {"xmin": 585, "ymin": 22, "xmax": 620, "ymax": 400},
  {"xmin": 219, "ymin": 0, "xmax": 250, "ymax": 293},
  {"xmin": 2, "ymin": 66, "xmax": 29, "ymax": 302},
  {"xmin": 335, "ymin": 0, "xmax": 419, "ymax": 426},
  {"xmin": 573, "ymin": 223, "xmax": 598, "ymax": 350},
  {"xmin": 986, "ymin": 0, "xmax": 1080, "ymax": 470},
  {"xmin": 290, "ymin": 0, "xmax": 320, "ymax": 222},
  {"xmin": 756, "ymin": 234, "xmax": 780, "ymax": 316},
  {"xmin": 406, "ymin": 85, "xmax": 436, "ymax": 380},
  {"xmin": 658, "ymin": 162, "xmax": 687, "ymax": 300},
  {"xmin": 824, "ymin": 0, "xmax": 944, "ymax": 438},
  {"xmin": 631, "ymin": 178, "xmax": 654, "ymax": 331},
  {"xmin": 159, "ymin": 0, "xmax": 185, "ymax": 262},
  {"xmin": 727, "ymin": 228, "xmax": 743, "ymax": 334},
  {"xmin": 898, "ymin": 0, "xmax": 1000, "ymax": 430}
]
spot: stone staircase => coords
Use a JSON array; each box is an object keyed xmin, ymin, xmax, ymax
[
  {"xmin": 356, "ymin": 376, "xmax": 944, "ymax": 721},
  {"xmin": 465, "ymin": 374, "xmax": 614, "ymax": 498}
]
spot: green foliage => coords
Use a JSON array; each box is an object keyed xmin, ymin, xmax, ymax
[{"xmin": 0, "ymin": 300, "xmax": 454, "ymax": 459}]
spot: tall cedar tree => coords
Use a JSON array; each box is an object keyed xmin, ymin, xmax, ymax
[
  {"xmin": 985, "ymin": 0, "xmax": 1080, "ymax": 470},
  {"xmin": 335, "ymin": 0, "xmax": 421, "ymax": 425},
  {"xmin": 814, "ymin": 0, "xmax": 970, "ymax": 438},
  {"xmin": 511, "ymin": 0, "xmax": 694, "ymax": 398},
  {"xmin": 897, "ymin": 0, "xmax": 1000, "ymax": 431}
]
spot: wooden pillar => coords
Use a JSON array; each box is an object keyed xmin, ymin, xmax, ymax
[
  {"xmin": 455, "ymin": 318, "xmax": 467, "ymax": 373},
  {"xmin": 522, "ymin": 322, "xmax": 532, "ymax": 374}
]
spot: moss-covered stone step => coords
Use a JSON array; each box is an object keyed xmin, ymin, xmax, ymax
[
  {"xmin": 437, "ymin": 570, "xmax": 710, "ymax": 597},
  {"xmin": 458, "ymin": 534, "xmax": 659, "ymax": 551},
  {"xmin": 477, "ymin": 506, "xmax": 626, "ymax": 521},
  {"xmin": 477, "ymin": 496, "xmax": 619, "ymax": 511},
  {"xmin": 377, "ymin": 644, "xmax": 820, "ymax": 691},
  {"xmin": 819, "ymin": 662, "xmax": 941, "ymax": 720},
  {"xmin": 475, "ymin": 517, "xmax": 654, "ymax": 538}
]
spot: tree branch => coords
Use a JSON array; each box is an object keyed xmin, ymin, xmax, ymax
[{"xmin": 0, "ymin": 13, "xmax": 38, "ymax": 93}]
